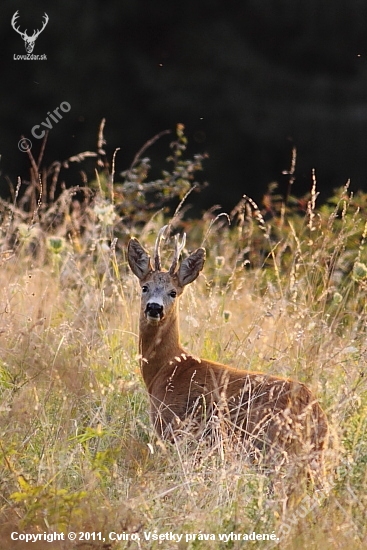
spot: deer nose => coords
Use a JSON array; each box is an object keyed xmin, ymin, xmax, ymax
[{"xmin": 145, "ymin": 302, "xmax": 164, "ymax": 319}]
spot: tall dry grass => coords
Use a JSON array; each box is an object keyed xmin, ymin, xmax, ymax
[
  {"xmin": 0, "ymin": 185, "xmax": 366, "ymax": 550},
  {"xmin": 0, "ymin": 126, "xmax": 367, "ymax": 548}
]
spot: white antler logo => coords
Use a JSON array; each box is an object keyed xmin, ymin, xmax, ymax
[{"xmin": 11, "ymin": 11, "xmax": 49, "ymax": 54}]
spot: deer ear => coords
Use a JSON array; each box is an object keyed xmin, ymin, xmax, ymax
[
  {"xmin": 177, "ymin": 248, "xmax": 206, "ymax": 287},
  {"xmin": 128, "ymin": 238, "xmax": 153, "ymax": 280}
]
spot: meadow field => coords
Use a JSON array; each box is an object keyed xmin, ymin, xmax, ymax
[{"xmin": 0, "ymin": 129, "xmax": 366, "ymax": 549}]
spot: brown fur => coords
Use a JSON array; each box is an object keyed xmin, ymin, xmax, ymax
[{"xmin": 128, "ymin": 233, "xmax": 328, "ymax": 471}]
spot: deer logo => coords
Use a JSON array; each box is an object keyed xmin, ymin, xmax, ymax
[{"xmin": 11, "ymin": 11, "xmax": 49, "ymax": 54}]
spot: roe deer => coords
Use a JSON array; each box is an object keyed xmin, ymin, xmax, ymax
[{"xmin": 128, "ymin": 226, "xmax": 328, "ymax": 472}]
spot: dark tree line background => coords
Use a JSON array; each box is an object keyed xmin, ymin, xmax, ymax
[{"xmin": 1, "ymin": 0, "xmax": 367, "ymax": 212}]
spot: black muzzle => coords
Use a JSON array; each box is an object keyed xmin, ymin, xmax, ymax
[{"xmin": 145, "ymin": 302, "xmax": 163, "ymax": 319}]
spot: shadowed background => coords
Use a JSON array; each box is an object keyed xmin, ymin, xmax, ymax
[{"xmin": 1, "ymin": 0, "xmax": 367, "ymax": 212}]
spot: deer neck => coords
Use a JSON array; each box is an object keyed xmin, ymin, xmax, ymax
[{"xmin": 139, "ymin": 308, "xmax": 182, "ymax": 389}]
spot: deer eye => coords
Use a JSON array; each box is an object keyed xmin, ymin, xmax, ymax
[
  {"xmin": 142, "ymin": 285, "xmax": 148, "ymax": 293},
  {"xmin": 169, "ymin": 290, "xmax": 177, "ymax": 298}
]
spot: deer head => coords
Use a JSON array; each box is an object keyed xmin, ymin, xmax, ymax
[
  {"xmin": 128, "ymin": 226, "xmax": 206, "ymax": 326},
  {"xmin": 11, "ymin": 11, "xmax": 49, "ymax": 53}
]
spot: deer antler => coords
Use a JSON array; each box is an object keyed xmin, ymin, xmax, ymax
[
  {"xmin": 153, "ymin": 225, "xmax": 169, "ymax": 271},
  {"xmin": 169, "ymin": 232, "xmax": 186, "ymax": 275},
  {"xmin": 153, "ymin": 225, "xmax": 186, "ymax": 273},
  {"xmin": 11, "ymin": 11, "xmax": 26, "ymax": 38},
  {"xmin": 11, "ymin": 11, "xmax": 49, "ymax": 40},
  {"xmin": 33, "ymin": 13, "xmax": 49, "ymax": 40}
]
